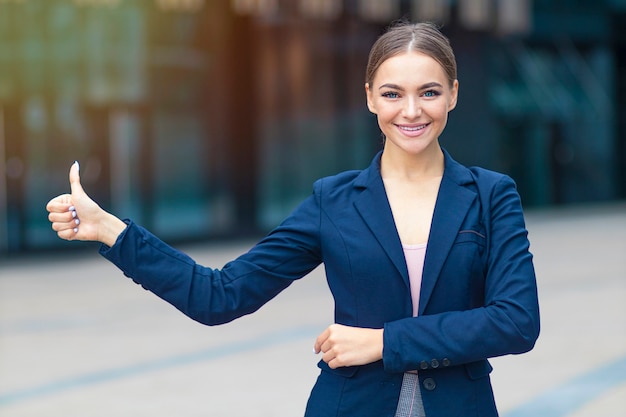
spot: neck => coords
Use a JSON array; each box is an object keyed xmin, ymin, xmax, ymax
[{"xmin": 380, "ymin": 144, "xmax": 445, "ymax": 182}]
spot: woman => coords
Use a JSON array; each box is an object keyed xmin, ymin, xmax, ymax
[{"xmin": 47, "ymin": 22, "xmax": 540, "ymax": 417}]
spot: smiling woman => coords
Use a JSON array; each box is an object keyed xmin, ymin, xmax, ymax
[{"xmin": 46, "ymin": 21, "xmax": 539, "ymax": 417}]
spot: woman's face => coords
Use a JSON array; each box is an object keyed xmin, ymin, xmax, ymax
[{"xmin": 365, "ymin": 51, "xmax": 458, "ymax": 158}]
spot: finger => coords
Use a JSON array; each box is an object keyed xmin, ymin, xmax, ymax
[
  {"xmin": 48, "ymin": 210, "xmax": 76, "ymax": 223},
  {"xmin": 323, "ymin": 349, "xmax": 346, "ymax": 369},
  {"xmin": 56, "ymin": 227, "xmax": 78, "ymax": 241},
  {"xmin": 69, "ymin": 161, "xmax": 84, "ymax": 197},
  {"xmin": 46, "ymin": 194, "xmax": 72, "ymax": 213},
  {"xmin": 323, "ymin": 352, "xmax": 337, "ymax": 368},
  {"xmin": 51, "ymin": 218, "xmax": 80, "ymax": 233},
  {"xmin": 314, "ymin": 328, "xmax": 330, "ymax": 354}
]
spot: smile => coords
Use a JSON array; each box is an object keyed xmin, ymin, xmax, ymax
[
  {"xmin": 397, "ymin": 124, "xmax": 427, "ymax": 132},
  {"xmin": 395, "ymin": 123, "xmax": 429, "ymax": 136}
]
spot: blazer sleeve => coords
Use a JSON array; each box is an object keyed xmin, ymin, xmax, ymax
[
  {"xmin": 99, "ymin": 192, "xmax": 323, "ymax": 326},
  {"xmin": 382, "ymin": 175, "xmax": 540, "ymax": 372}
]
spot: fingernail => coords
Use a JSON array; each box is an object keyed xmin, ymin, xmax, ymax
[
  {"xmin": 74, "ymin": 161, "xmax": 80, "ymax": 171},
  {"xmin": 75, "ymin": 219, "xmax": 80, "ymax": 225},
  {"xmin": 71, "ymin": 210, "xmax": 77, "ymax": 218},
  {"xmin": 73, "ymin": 227, "xmax": 78, "ymax": 233},
  {"xmin": 69, "ymin": 206, "xmax": 75, "ymax": 211}
]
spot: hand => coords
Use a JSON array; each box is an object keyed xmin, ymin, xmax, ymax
[
  {"xmin": 314, "ymin": 324, "xmax": 384, "ymax": 369},
  {"xmin": 46, "ymin": 161, "xmax": 126, "ymax": 246}
]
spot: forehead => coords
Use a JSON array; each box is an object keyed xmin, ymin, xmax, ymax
[{"xmin": 372, "ymin": 51, "xmax": 448, "ymax": 87}]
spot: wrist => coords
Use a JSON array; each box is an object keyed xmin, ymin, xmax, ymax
[
  {"xmin": 98, "ymin": 212, "xmax": 127, "ymax": 247},
  {"xmin": 374, "ymin": 328, "xmax": 384, "ymax": 361}
]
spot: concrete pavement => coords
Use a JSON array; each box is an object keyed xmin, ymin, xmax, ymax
[{"xmin": 1, "ymin": 202, "xmax": 625, "ymax": 416}]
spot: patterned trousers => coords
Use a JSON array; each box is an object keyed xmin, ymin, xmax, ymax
[{"xmin": 394, "ymin": 372, "xmax": 427, "ymax": 417}]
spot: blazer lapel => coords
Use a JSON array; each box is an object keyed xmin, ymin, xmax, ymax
[
  {"xmin": 350, "ymin": 150, "xmax": 478, "ymax": 313},
  {"xmin": 418, "ymin": 151, "xmax": 477, "ymax": 315},
  {"xmin": 353, "ymin": 153, "xmax": 409, "ymax": 285}
]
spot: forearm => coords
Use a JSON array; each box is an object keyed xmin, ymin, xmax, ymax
[
  {"xmin": 382, "ymin": 299, "xmax": 539, "ymax": 373},
  {"xmin": 100, "ymin": 221, "xmax": 319, "ymax": 325}
]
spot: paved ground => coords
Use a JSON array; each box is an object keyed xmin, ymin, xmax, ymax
[{"xmin": 1, "ymin": 202, "xmax": 625, "ymax": 417}]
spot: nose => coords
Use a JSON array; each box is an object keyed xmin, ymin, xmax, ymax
[{"xmin": 403, "ymin": 96, "xmax": 422, "ymax": 119}]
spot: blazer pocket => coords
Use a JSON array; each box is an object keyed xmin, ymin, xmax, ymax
[
  {"xmin": 317, "ymin": 359, "xmax": 359, "ymax": 378},
  {"xmin": 464, "ymin": 359, "xmax": 493, "ymax": 380},
  {"xmin": 455, "ymin": 229, "xmax": 486, "ymax": 246}
]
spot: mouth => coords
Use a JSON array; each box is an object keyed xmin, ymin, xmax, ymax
[
  {"xmin": 398, "ymin": 124, "xmax": 426, "ymax": 131},
  {"xmin": 396, "ymin": 123, "xmax": 429, "ymax": 135}
]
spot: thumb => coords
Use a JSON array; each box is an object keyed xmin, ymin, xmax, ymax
[{"xmin": 69, "ymin": 161, "xmax": 84, "ymax": 196}]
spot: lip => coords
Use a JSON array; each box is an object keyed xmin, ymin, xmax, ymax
[{"xmin": 395, "ymin": 123, "xmax": 429, "ymax": 137}]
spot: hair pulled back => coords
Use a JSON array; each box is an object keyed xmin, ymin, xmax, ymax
[{"xmin": 365, "ymin": 21, "xmax": 457, "ymax": 88}]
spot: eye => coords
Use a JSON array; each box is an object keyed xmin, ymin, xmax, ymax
[
  {"xmin": 423, "ymin": 90, "xmax": 441, "ymax": 98},
  {"xmin": 381, "ymin": 91, "xmax": 399, "ymax": 99}
]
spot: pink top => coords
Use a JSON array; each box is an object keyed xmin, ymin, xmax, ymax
[{"xmin": 403, "ymin": 243, "xmax": 427, "ymax": 317}]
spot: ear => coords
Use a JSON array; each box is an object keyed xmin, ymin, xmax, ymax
[
  {"xmin": 365, "ymin": 83, "xmax": 377, "ymax": 114},
  {"xmin": 448, "ymin": 79, "xmax": 459, "ymax": 112}
]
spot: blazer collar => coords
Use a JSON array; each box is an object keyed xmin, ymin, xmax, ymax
[
  {"xmin": 352, "ymin": 148, "xmax": 475, "ymax": 189},
  {"xmin": 353, "ymin": 151, "xmax": 407, "ymax": 285},
  {"xmin": 353, "ymin": 149, "xmax": 478, "ymax": 315}
]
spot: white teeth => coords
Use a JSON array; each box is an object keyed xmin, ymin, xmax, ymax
[{"xmin": 399, "ymin": 125, "xmax": 425, "ymax": 131}]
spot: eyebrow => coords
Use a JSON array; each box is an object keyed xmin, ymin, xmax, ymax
[{"xmin": 379, "ymin": 82, "xmax": 444, "ymax": 90}]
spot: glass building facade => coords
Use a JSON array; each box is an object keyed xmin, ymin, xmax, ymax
[{"xmin": 1, "ymin": 0, "xmax": 625, "ymax": 255}]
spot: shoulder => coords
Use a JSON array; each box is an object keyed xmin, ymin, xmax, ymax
[
  {"xmin": 465, "ymin": 167, "xmax": 520, "ymax": 212},
  {"xmin": 443, "ymin": 151, "xmax": 523, "ymax": 218},
  {"xmin": 309, "ymin": 170, "xmax": 366, "ymax": 207},
  {"xmin": 311, "ymin": 152, "xmax": 382, "ymax": 198},
  {"xmin": 313, "ymin": 170, "xmax": 362, "ymax": 193}
]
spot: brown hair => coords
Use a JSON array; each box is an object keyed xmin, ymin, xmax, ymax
[{"xmin": 365, "ymin": 21, "xmax": 457, "ymax": 88}]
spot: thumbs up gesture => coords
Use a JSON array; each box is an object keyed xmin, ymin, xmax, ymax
[{"xmin": 46, "ymin": 161, "xmax": 126, "ymax": 246}]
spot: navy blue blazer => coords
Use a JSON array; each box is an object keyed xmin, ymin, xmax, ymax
[{"xmin": 101, "ymin": 149, "xmax": 540, "ymax": 417}]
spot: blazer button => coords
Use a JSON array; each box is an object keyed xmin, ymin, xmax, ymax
[
  {"xmin": 420, "ymin": 361, "xmax": 429, "ymax": 370},
  {"xmin": 423, "ymin": 377, "xmax": 436, "ymax": 391},
  {"xmin": 442, "ymin": 358, "xmax": 451, "ymax": 367},
  {"xmin": 430, "ymin": 359, "xmax": 439, "ymax": 368}
]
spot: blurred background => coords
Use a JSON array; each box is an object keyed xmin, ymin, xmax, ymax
[
  {"xmin": 1, "ymin": 2, "xmax": 625, "ymax": 416},
  {"xmin": 0, "ymin": 0, "xmax": 625, "ymax": 255}
]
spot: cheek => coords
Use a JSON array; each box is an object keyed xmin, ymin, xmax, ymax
[
  {"xmin": 426, "ymin": 102, "xmax": 451, "ymax": 121},
  {"xmin": 376, "ymin": 111, "xmax": 397, "ymax": 134},
  {"xmin": 374, "ymin": 103, "xmax": 400, "ymax": 123}
]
